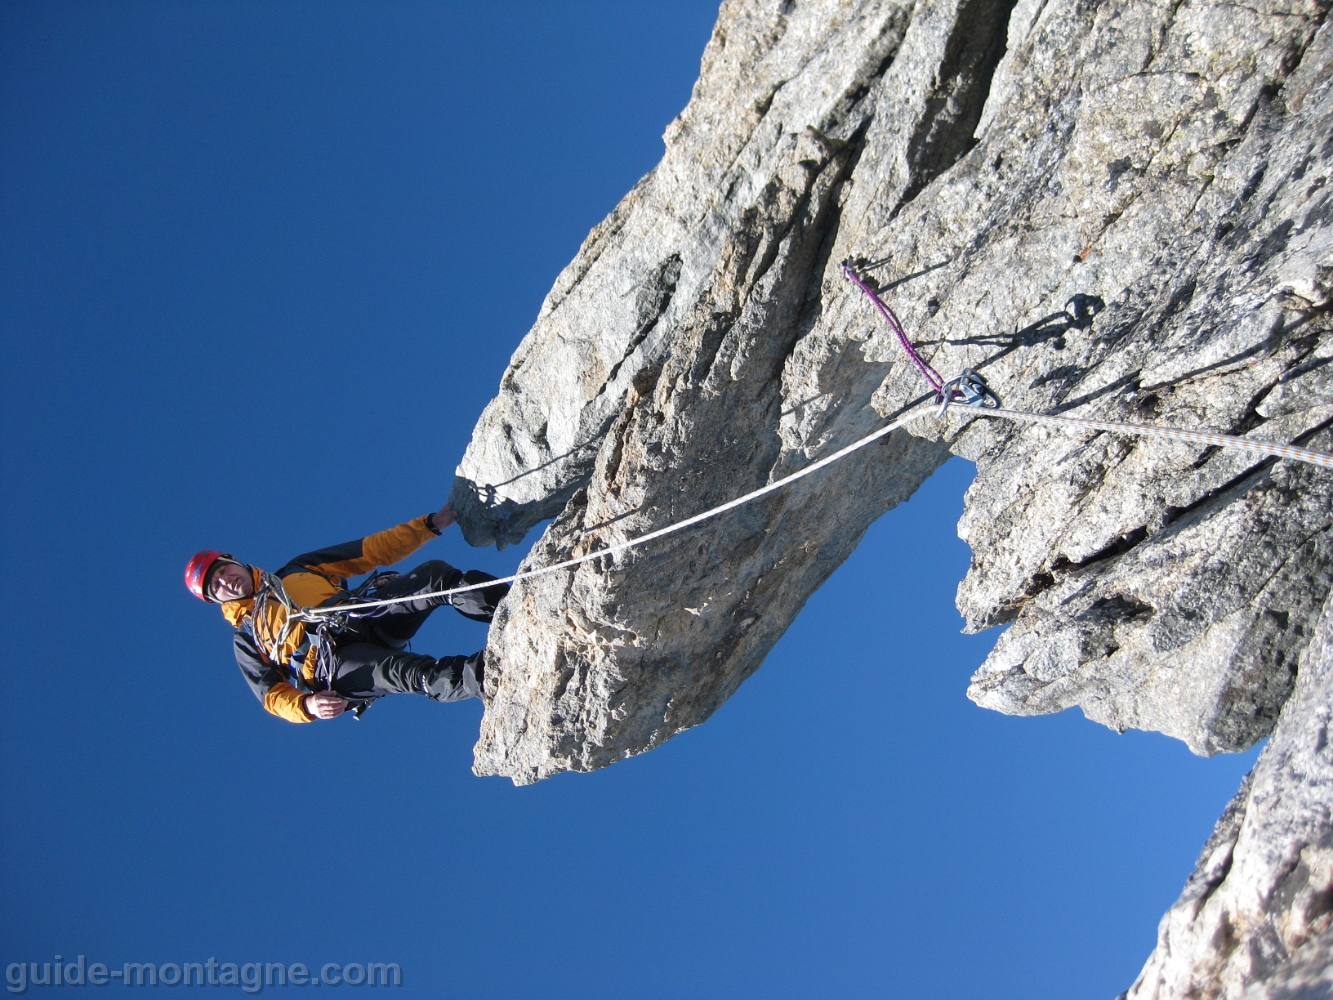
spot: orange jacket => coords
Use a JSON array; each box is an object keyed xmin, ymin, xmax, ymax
[{"xmin": 221, "ymin": 516, "xmax": 439, "ymax": 722}]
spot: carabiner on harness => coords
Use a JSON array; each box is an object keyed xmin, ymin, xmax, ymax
[{"xmin": 936, "ymin": 369, "xmax": 1000, "ymax": 417}]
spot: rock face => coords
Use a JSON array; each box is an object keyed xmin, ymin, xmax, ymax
[
  {"xmin": 1123, "ymin": 591, "xmax": 1333, "ymax": 1000},
  {"xmin": 450, "ymin": 0, "xmax": 1332, "ymax": 994}
]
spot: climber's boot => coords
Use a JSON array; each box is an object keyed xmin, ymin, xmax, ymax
[
  {"xmin": 449, "ymin": 570, "xmax": 511, "ymax": 623},
  {"xmin": 417, "ymin": 651, "xmax": 485, "ymax": 702}
]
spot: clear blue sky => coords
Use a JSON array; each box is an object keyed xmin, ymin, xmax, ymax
[{"xmin": 1, "ymin": 4, "xmax": 1257, "ymax": 998}]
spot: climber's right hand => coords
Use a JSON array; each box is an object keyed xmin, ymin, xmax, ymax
[
  {"xmin": 431, "ymin": 502, "xmax": 458, "ymax": 532},
  {"xmin": 305, "ymin": 691, "xmax": 348, "ymax": 720}
]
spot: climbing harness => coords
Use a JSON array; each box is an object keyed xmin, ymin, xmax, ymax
[
  {"xmin": 247, "ymin": 570, "xmax": 402, "ymax": 694},
  {"xmin": 288, "ymin": 262, "xmax": 1331, "ymax": 621}
]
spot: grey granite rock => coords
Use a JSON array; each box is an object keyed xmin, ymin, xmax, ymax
[
  {"xmin": 1123, "ymin": 589, "xmax": 1333, "ymax": 1000},
  {"xmin": 455, "ymin": 0, "xmax": 1332, "ymax": 778},
  {"xmin": 452, "ymin": 0, "xmax": 1332, "ymax": 986}
]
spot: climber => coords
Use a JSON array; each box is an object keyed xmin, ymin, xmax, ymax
[{"xmin": 184, "ymin": 503, "xmax": 509, "ymax": 723}]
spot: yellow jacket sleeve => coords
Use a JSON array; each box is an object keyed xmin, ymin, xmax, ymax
[
  {"xmin": 264, "ymin": 681, "xmax": 314, "ymax": 723},
  {"xmin": 293, "ymin": 516, "xmax": 438, "ymax": 580},
  {"xmin": 361, "ymin": 516, "xmax": 438, "ymax": 569}
]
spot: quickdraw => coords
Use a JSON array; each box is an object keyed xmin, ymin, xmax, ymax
[{"xmin": 841, "ymin": 260, "xmax": 1000, "ymax": 413}]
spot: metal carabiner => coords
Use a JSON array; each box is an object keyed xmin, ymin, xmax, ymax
[{"xmin": 936, "ymin": 369, "xmax": 1000, "ymax": 417}]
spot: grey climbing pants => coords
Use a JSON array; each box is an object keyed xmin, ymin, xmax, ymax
[
  {"xmin": 330, "ymin": 645, "xmax": 486, "ymax": 703},
  {"xmin": 326, "ymin": 559, "xmax": 507, "ymax": 704}
]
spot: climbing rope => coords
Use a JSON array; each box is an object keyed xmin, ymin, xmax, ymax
[
  {"xmin": 841, "ymin": 262, "xmax": 946, "ymax": 393},
  {"xmin": 300, "ymin": 402, "xmax": 1330, "ymax": 619},
  {"xmin": 294, "ymin": 401, "xmax": 939, "ymax": 619},
  {"xmin": 964, "ymin": 404, "xmax": 1333, "ymax": 468},
  {"xmin": 292, "ymin": 264, "xmax": 1330, "ymax": 620},
  {"xmin": 248, "ymin": 571, "xmax": 304, "ymax": 663},
  {"xmin": 841, "ymin": 257, "xmax": 1331, "ymax": 470}
]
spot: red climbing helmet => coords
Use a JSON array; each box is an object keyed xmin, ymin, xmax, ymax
[{"xmin": 184, "ymin": 550, "xmax": 230, "ymax": 602}]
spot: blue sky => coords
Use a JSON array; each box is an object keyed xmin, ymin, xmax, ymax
[{"xmin": 1, "ymin": 4, "xmax": 1258, "ymax": 998}]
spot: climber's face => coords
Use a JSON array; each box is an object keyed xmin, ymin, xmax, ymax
[{"xmin": 209, "ymin": 561, "xmax": 255, "ymax": 602}]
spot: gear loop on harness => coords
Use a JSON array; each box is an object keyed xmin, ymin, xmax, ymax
[{"xmin": 248, "ymin": 571, "xmax": 302, "ymax": 667}]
